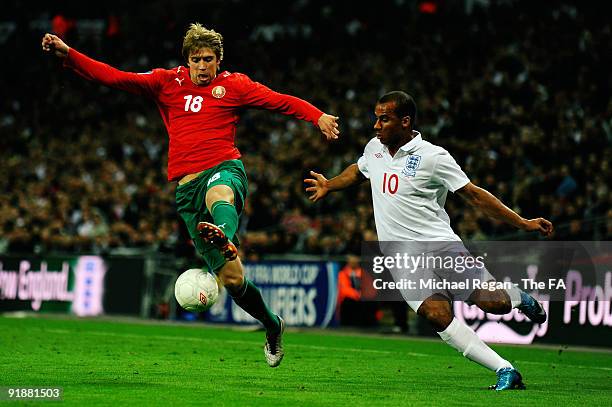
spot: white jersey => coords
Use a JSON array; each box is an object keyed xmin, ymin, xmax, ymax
[{"xmin": 357, "ymin": 131, "xmax": 469, "ymax": 241}]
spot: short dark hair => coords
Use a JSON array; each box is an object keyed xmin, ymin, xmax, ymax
[{"xmin": 378, "ymin": 91, "xmax": 417, "ymax": 128}]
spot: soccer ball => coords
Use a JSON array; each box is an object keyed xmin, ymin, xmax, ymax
[{"xmin": 174, "ymin": 268, "xmax": 219, "ymax": 312}]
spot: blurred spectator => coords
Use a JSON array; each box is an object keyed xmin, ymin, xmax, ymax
[
  {"xmin": 1, "ymin": 1, "xmax": 610, "ymax": 256},
  {"xmin": 336, "ymin": 254, "xmax": 378, "ymax": 326}
]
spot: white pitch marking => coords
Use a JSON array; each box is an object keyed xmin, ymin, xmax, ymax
[{"xmin": 43, "ymin": 329, "xmax": 612, "ymax": 370}]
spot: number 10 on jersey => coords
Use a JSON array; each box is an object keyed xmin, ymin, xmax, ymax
[{"xmin": 382, "ymin": 173, "xmax": 399, "ymax": 194}]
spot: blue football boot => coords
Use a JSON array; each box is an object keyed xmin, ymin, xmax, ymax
[
  {"xmin": 517, "ymin": 290, "xmax": 547, "ymax": 324},
  {"xmin": 490, "ymin": 367, "xmax": 526, "ymax": 391}
]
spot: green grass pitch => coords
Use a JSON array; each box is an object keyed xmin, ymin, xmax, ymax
[{"xmin": 0, "ymin": 315, "xmax": 610, "ymax": 406}]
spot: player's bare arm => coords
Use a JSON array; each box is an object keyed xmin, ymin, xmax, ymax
[
  {"xmin": 305, "ymin": 163, "xmax": 366, "ymax": 202},
  {"xmin": 317, "ymin": 113, "xmax": 340, "ymax": 140},
  {"xmin": 41, "ymin": 33, "xmax": 69, "ymax": 58},
  {"xmin": 456, "ymin": 182, "xmax": 554, "ymax": 237}
]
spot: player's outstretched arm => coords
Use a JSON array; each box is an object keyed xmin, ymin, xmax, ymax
[
  {"xmin": 457, "ymin": 182, "xmax": 554, "ymax": 237},
  {"xmin": 305, "ymin": 163, "xmax": 366, "ymax": 202},
  {"xmin": 317, "ymin": 113, "xmax": 340, "ymax": 140},
  {"xmin": 41, "ymin": 33, "xmax": 159, "ymax": 96},
  {"xmin": 41, "ymin": 33, "xmax": 69, "ymax": 58}
]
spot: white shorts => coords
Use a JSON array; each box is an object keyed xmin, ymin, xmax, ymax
[{"xmin": 382, "ymin": 242, "xmax": 495, "ymax": 312}]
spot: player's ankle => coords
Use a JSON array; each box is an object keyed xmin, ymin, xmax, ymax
[{"xmin": 266, "ymin": 315, "xmax": 282, "ymax": 335}]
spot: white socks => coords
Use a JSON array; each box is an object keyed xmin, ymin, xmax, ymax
[
  {"xmin": 506, "ymin": 286, "xmax": 523, "ymax": 308},
  {"xmin": 438, "ymin": 318, "xmax": 513, "ymax": 372}
]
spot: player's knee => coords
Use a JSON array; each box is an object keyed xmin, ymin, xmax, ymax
[
  {"xmin": 205, "ymin": 185, "xmax": 235, "ymax": 210},
  {"xmin": 219, "ymin": 272, "xmax": 244, "ymax": 290},
  {"xmin": 218, "ymin": 261, "xmax": 244, "ymax": 290},
  {"xmin": 470, "ymin": 289, "xmax": 511, "ymax": 314},
  {"xmin": 418, "ymin": 296, "xmax": 453, "ymax": 331}
]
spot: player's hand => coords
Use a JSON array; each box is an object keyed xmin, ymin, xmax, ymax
[
  {"xmin": 318, "ymin": 113, "xmax": 340, "ymax": 141},
  {"xmin": 304, "ymin": 171, "xmax": 329, "ymax": 202},
  {"xmin": 41, "ymin": 33, "xmax": 69, "ymax": 58},
  {"xmin": 522, "ymin": 218, "xmax": 554, "ymax": 237}
]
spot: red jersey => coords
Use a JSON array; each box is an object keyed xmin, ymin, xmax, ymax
[{"xmin": 64, "ymin": 49, "xmax": 324, "ymax": 181}]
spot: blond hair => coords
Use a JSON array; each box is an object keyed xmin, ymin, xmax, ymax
[{"xmin": 182, "ymin": 23, "xmax": 224, "ymax": 62}]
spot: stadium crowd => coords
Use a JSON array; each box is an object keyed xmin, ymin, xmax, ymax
[{"xmin": 1, "ymin": 1, "xmax": 610, "ymax": 257}]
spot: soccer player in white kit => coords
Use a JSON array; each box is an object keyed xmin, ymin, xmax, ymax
[{"xmin": 305, "ymin": 91, "xmax": 554, "ymax": 391}]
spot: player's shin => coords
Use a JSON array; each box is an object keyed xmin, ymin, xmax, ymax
[
  {"xmin": 227, "ymin": 278, "xmax": 281, "ymax": 334},
  {"xmin": 211, "ymin": 200, "xmax": 239, "ymax": 240},
  {"xmin": 438, "ymin": 318, "xmax": 513, "ymax": 372}
]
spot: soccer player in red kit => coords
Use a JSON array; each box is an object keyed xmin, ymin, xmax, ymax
[{"xmin": 42, "ymin": 23, "xmax": 340, "ymax": 367}]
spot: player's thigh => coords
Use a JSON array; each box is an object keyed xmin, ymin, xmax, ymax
[
  {"xmin": 432, "ymin": 250, "xmax": 495, "ymax": 303},
  {"xmin": 176, "ymin": 159, "xmax": 247, "ymax": 247},
  {"xmin": 176, "ymin": 174, "xmax": 229, "ymax": 270},
  {"xmin": 175, "ymin": 193, "xmax": 201, "ymax": 245},
  {"xmin": 204, "ymin": 160, "xmax": 248, "ymax": 215},
  {"xmin": 388, "ymin": 266, "xmax": 438, "ymax": 311},
  {"xmin": 174, "ymin": 206, "xmax": 227, "ymax": 272}
]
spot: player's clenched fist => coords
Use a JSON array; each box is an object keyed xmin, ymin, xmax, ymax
[
  {"xmin": 41, "ymin": 33, "xmax": 69, "ymax": 58},
  {"xmin": 522, "ymin": 217, "xmax": 554, "ymax": 237}
]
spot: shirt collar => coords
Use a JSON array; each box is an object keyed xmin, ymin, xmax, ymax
[{"xmin": 399, "ymin": 131, "xmax": 423, "ymax": 153}]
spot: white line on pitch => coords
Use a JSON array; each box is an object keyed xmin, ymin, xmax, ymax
[
  {"xmin": 514, "ymin": 359, "xmax": 612, "ymax": 371},
  {"xmin": 43, "ymin": 329, "xmax": 611, "ymax": 370},
  {"xmin": 44, "ymin": 328, "xmax": 427, "ymax": 356}
]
